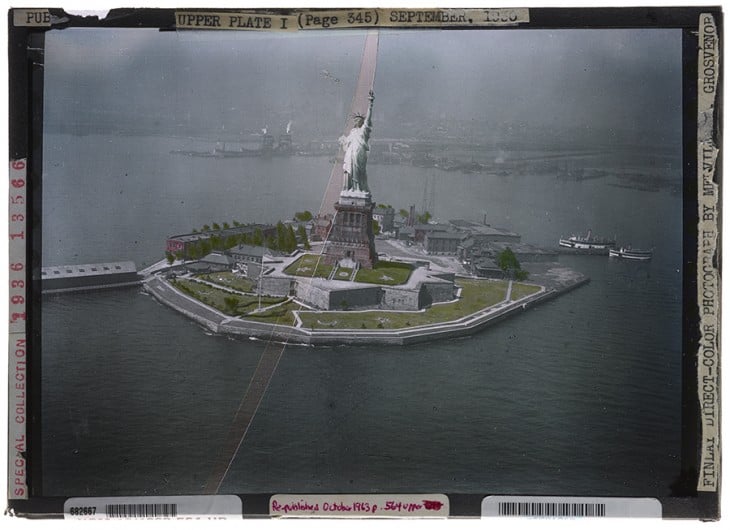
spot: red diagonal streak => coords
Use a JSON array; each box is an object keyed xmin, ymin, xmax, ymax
[
  {"xmin": 318, "ymin": 30, "xmax": 380, "ymax": 218},
  {"xmin": 204, "ymin": 32, "xmax": 379, "ymax": 494}
]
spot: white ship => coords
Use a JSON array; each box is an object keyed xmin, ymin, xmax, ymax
[
  {"xmin": 608, "ymin": 247, "xmax": 653, "ymax": 261},
  {"xmin": 558, "ymin": 229, "xmax": 616, "ymax": 255}
]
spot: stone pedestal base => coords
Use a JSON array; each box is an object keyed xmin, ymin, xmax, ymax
[{"xmin": 323, "ymin": 193, "xmax": 378, "ymax": 269}]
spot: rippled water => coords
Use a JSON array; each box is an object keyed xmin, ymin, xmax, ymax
[{"xmin": 42, "ymin": 134, "xmax": 682, "ymax": 497}]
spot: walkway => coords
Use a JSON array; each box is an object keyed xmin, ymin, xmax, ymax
[{"xmin": 145, "ymin": 271, "xmax": 590, "ymax": 347}]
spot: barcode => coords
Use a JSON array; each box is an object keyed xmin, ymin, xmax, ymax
[
  {"xmin": 498, "ymin": 501, "xmax": 606, "ymax": 517},
  {"xmin": 105, "ymin": 503, "xmax": 178, "ymax": 518}
]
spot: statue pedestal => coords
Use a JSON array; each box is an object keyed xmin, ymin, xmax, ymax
[{"xmin": 323, "ymin": 192, "xmax": 378, "ymax": 269}]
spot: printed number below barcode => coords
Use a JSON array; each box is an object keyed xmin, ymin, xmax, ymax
[
  {"xmin": 498, "ymin": 502, "xmax": 606, "ymax": 517},
  {"xmin": 105, "ymin": 503, "xmax": 178, "ymax": 518}
]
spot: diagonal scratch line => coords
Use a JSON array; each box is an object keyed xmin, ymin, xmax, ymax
[
  {"xmin": 204, "ymin": 29, "xmax": 380, "ymax": 496},
  {"xmin": 204, "ymin": 341, "xmax": 285, "ymax": 494}
]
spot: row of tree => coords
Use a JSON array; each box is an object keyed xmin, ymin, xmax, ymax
[
  {"xmin": 166, "ymin": 220, "xmax": 311, "ymax": 264},
  {"xmin": 191, "ymin": 220, "xmax": 246, "ymax": 233},
  {"xmin": 396, "ymin": 207, "xmax": 431, "ymax": 224}
]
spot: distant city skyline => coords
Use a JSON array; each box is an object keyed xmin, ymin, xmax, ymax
[{"xmin": 44, "ymin": 27, "xmax": 682, "ymax": 149}]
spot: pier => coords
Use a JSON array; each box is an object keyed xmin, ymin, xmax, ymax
[{"xmin": 41, "ymin": 261, "xmax": 142, "ymax": 294}]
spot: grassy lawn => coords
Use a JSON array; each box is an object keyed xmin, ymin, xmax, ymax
[
  {"xmin": 171, "ymin": 279, "xmax": 285, "ymax": 316},
  {"xmin": 354, "ymin": 260, "xmax": 413, "ymax": 285},
  {"xmin": 196, "ymin": 271, "xmax": 255, "ymax": 293},
  {"xmin": 510, "ymin": 283, "xmax": 541, "ymax": 301},
  {"xmin": 244, "ymin": 300, "xmax": 300, "ymax": 326},
  {"xmin": 298, "ymin": 278, "xmax": 511, "ymax": 330},
  {"xmin": 283, "ymin": 254, "xmax": 333, "ymax": 279},
  {"xmin": 334, "ymin": 267, "xmax": 353, "ymax": 280}
]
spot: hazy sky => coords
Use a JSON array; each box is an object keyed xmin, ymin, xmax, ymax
[{"xmin": 44, "ymin": 27, "xmax": 682, "ymax": 145}]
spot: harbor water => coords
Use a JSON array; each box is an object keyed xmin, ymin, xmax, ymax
[{"xmin": 41, "ymin": 133, "xmax": 683, "ymax": 497}]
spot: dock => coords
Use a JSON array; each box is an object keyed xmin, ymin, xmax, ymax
[{"xmin": 41, "ymin": 261, "xmax": 142, "ymax": 294}]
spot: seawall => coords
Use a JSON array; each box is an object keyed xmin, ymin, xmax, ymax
[{"xmin": 144, "ymin": 274, "xmax": 589, "ymax": 346}]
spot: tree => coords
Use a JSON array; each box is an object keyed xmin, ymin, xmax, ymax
[
  {"xmin": 276, "ymin": 221, "xmax": 287, "ymax": 250},
  {"xmin": 496, "ymin": 247, "xmax": 527, "ymax": 280},
  {"xmin": 296, "ymin": 225, "xmax": 310, "ymax": 250},
  {"xmin": 202, "ymin": 224, "xmax": 211, "ymax": 232},
  {"xmin": 165, "ymin": 251, "xmax": 175, "ymax": 264},
  {"xmin": 295, "ymin": 210, "xmax": 313, "ymax": 222},
  {"xmin": 497, "ymin": 247, "xmax": 519, "ymax": 271},
  {"xmin": 286, "ymin": 225, "xmax": 298, "ymax": 253},
  {"xmin": 398, "ymin": 208, "xmax": 409, "ymax": 219},
  {"xmin": 187, "ymin": 244, "xmax": 200, "ymax": 260},
  {"xmin": 416, "ymin": 211, "xmax": 432, "ymax": 224},
  {"xmin": 372, "ymin": 219, "xmax": 381, "ymax": 235},
  {"xmin": 223, "ymin": 296, "xmax": 238, "ymax": 314},
  {"xmin": 253, "ymin": 228, "xmax": 264, "ymax": 246},
  {"xmin": 233, "ymin": 220, "xmax": 241, "ymax": 227},
  {"xmin": 212, "ymin": 222, "xmax": 221, "ymax": 231},
  {"xmin": 223, "ymin": 222, "xmax": 230, "ymax": 229}
]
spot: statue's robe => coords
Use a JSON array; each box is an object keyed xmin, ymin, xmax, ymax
[{"xmin": 340, "ymin": 121, "xmax": 372, "ymax": 192}]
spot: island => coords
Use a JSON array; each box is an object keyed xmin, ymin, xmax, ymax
[{"xmin": 142, "ymin": 91, "xmax": 587, "ymax": 345}]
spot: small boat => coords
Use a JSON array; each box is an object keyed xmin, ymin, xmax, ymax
[
  {"xmin": 558, "ymin": 229, "xmax": 616, "ymax": 255},
  {"xmin": 609, "ymin": 247, "xmax": 653, "ymax": 261}
]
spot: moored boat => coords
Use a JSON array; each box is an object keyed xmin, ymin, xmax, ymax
[
  {"xmin": 609, "ymin": 247, "xmax": 653, "ymax": 261},
  {"xmin": 558, "ymin": 229, "xmax": 616, "ymax": 255}
]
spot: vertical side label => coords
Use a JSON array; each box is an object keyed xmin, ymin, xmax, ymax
[
  {"xmin": 9, "ymin": 159, "xmax": 27, "ymax": 334},
  {"xmin": 8, "ymin": 158, "xmax": 28, "ymax": 500},
  {"xmin": 8, "ymin": 333, "xmax": 28, "ymax": 500},
  {"xmin": 696, "ymin": 13, "xmax": 720, "ymax": 494}
]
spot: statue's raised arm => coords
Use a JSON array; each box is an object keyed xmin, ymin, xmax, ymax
[{"xmin": 364, "ymin": 90, "xmax": 374, "ymax": 135}]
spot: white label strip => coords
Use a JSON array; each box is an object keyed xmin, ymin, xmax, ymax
[
  {"xmin": 8, "ymin": 159, "xmax": 27, "ymax": 335},
  {"xmin": 270, "ymin": 494, "xmax": 448, "ymax": 517},
  {"xmin": 696, "ymin": 12, "xmax": 720, "ymax": 494},
  {"xmin": 175, "ymin": 8, "xmax": 529, "ymax": 30},
  {"xmin": 64, "ymin": 495, "xmax": 242, "ymax": 520},
  {"xmin": 8, "ymin": 333, "xmax": 28, "ymax": 500},
  {"xmin": 8, "ymin": 159, "xmax": 28, "ymax": 500},
  {"xmin": 482, "ymin": 496, "xmax": 662, "ymax": 518},
  {"xmin": 13, "ymin": 9, "xmax": 52, "ymax": 27}
]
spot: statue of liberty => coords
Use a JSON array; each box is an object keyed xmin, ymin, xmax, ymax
[{"xmin": 339, "ymin": 90, "xmax": 374, "ymax": 193}]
